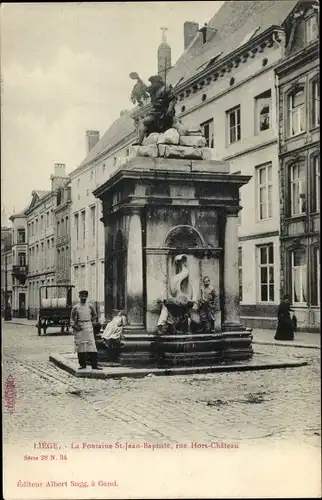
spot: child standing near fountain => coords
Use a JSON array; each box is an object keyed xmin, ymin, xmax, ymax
[{"xmin": 199, "ymin": 276, "xmax": 217, "ymax": 333}]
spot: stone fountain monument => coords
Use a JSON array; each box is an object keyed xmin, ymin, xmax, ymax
[{"xmin": 93, "ymin": 72, "xmax": 253, "ymax": 366}]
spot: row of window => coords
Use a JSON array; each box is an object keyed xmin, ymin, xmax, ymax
[
  {"xmin": 289, "ymin": 246, "xmax": 320, "ymax": 306},
  {"xmin": 288, "ymin": 156, "xmax": 320, "ymax": 216},
  {"xmin": 74, "ymin": 206, "xmax": 96, "ymax": 249},
  {"xmin": 288, "ymin": 80, "xmax": 319, "ymax": 137},
  {"xmin": 238, "ymin": 156, "xmax": 320, "ymax": 225},
  {"xmin": 14, "ymin": 252, "xmax": 26, "ymax": 267},
  {"xmin": 200, "ymin": 77, "xmax": 319, "ymax": 149},
  {"xmin": 28, "ymin": 238, "xmax": 55, "ymax": 272},
  {"xmin": 56, "ymin": 246, "xmax": 70, "ymax": 273},
  {"xmin": 12, "ymin": 228, "xmax": 26, "ymax": 244},
  {"xmin": 57, "ymin": 216, "xmax": 69, "ymax": 238},
  {"xmin": 201, "ymin": 89, "xmax": 272, "ymax": 148},
  {"xmin": 238, "ymin": 243, "xmax": 320, "ymax": 306},
  {"xmin": 73, "ymin": 261, "xmax": 104, "ymax": 301},
  {"xmin": 28, "ymin": 210, "xmax": 54, "ymax": 237},
  {"xmin": 75, "ymin": 149, "xmax": 132, "ymax": 192}
]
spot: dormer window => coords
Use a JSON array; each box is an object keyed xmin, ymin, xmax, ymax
[{"xmin": 305, "ymin": 15, "xmax": 318, "ymax": 43}]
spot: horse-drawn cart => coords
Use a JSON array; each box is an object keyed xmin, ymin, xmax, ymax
[{"xmin": 37, "ymin": 284, "xmax": 74, "ymax": 336}]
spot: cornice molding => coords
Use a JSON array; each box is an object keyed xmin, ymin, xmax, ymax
[
  {"xmin": 24, "ymin": 192, "xmax": 55, "ymax": 217},
  {"xmin": 275, "ymin": 40, "xmax": 319, "ymax": 76},
  {"xmin": 132, "ymin": 26, "xmax": 285, "ymax": 122}
]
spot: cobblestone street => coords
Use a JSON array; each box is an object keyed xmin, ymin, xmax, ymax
[
  {"xmin": 3, "ymin": 321, "xmax": 321, "ymax": 445},
  {"xmin": 3, "ymin": 321, "xmax": 321, "ymax": 498}
]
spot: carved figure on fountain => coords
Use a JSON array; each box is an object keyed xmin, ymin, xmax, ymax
[
  {"xmin": 157, "ymin": 254, "xmax": 195, "ymax": 336},
  {"xmin": 129, "ymin": 71, "xmax": 219, "ymax": 160},
  {"xmin": 130, "ymin": 73, "xmax": 178, "ymax": 145},
  {"xmin": 129, "ymin": 72, "xmax": 150, "ymax": 107}
]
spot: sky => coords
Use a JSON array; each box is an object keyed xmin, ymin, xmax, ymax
[{"xmin": 1, "ymin": 1, "xmax": 224, "ymax": 222}]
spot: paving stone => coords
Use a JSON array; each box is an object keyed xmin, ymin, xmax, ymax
[{"xmin": 2, "ymin": 323, "xmax": 320, "ymax": 448}]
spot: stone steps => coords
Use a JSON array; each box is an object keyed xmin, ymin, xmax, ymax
[{"xmin": 96, "ymin": 329, "xmax": 253, "ymax": 367}]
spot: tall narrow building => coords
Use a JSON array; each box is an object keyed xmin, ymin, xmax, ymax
[
  {"xmin": 275, "ymin": 0, "xmax": 319, "ymax": 331},
  {"xmin": 157, "ymin": 27, "xmax": 171, "ymax": 82}
]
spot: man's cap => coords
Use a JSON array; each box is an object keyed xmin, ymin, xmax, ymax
[{"xmin": 79, "ymin": 290, "xmax": 89, "ymax": 296}]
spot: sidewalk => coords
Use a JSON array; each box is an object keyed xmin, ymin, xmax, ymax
[
  {"xmin": 3, "ymin": 318, "xmax": 37, "ymax": 327},
  {"xmin": 252, "ymin": 328, "xmax": 320, "ymax": 349}
]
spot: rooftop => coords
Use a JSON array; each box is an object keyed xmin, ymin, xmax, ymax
[
  {"xmin": 71, "ymin": 0, "xmax": 299, "ymax": 174},
  {"xmin": 166, "ymin": 0, "xmax": 299, "ymax": 88},
  {"xmin": 72, "ymin": 110, "xmax": 135, "ymax": 174},
  {"xmin": 32, "ymin": 190, "xmax": 51, "ymax": 199}
]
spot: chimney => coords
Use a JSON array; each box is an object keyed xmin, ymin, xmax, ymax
[
  {"xmin": 51, "ymin": 163, "xmax": 68, "ymax": 191},
  {"xmin": 184, "ymin": 21, "xmax": 199, "ymax": 50},
  {"xmin": 54, "ymin": 163, "xmax": 66, "ymax": 178},
  {"xmin": 198, "ymin": 23, "xmax": 217, "ymax": 45},
  {"xmin": 86, "ymin": 130, "xmax": 100, "ymax": 154}
]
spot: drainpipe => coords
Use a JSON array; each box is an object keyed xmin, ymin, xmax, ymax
[{"xmin": 275, "ymin": 70, "xmax": 283, "ymax": 302}]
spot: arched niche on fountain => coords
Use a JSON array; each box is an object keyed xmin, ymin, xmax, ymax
[
  {"xmin": 164, "ymin": 225, "xmax": 206, "ymax": 302},
  {"xmin": 165, "ymin": 225, "xmax": 206, "ymax": 249}
]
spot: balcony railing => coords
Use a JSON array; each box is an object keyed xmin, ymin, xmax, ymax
[{"xmin": 12, "ymin": 265, "xmax": 28, "ymax": 277}]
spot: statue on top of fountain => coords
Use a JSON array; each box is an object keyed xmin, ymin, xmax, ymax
[{"xmin": 129, "ymin": 72, "xmax": 180, "ymax": 146}]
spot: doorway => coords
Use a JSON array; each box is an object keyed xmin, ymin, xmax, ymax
[{"xmin": 19, "ymin": 293, "xmax": 26, "ymax": 318}]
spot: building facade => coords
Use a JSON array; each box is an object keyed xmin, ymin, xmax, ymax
[
  {"xmin": 276, "ymin": 1, "xmax": 319, "ymax": 331},
  {"xmin": 1, "ymin": 227, "xmax": 13, "ymax": 317},
  {"xmin": 9, "ymin": 211, "xmax": 28, "ymax": 317},
  {"xmin": 55, "ymin": 181, "xmax": 72, "ymax": 287},
  {"xmin": 69, "ymin": 121, "xmax": 135, "ymax": 315},
  {"xmin": 25, "ymin": 164, "xmax": 69, "ymax": 318},
  {"xmin": 69, "ymin": 29, "xmax": 176, "ymax": 315},
  {"xmin": 132, "ymin": 0, "xmax": 300, "ymax": 329}
]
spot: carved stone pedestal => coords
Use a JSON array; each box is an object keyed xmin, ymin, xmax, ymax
[{"xmin": 94, "ymin": 156, "xmax": 252, "ymax": 366}]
